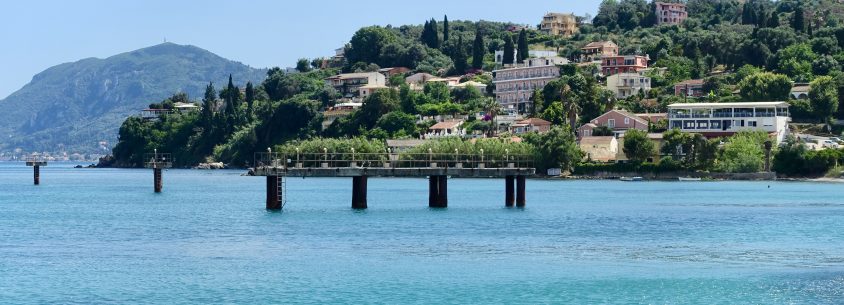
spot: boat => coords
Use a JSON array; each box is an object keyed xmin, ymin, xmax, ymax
[
  {"xmin": 620, "ymin": 176, "xmax": 643, "ymax": 181},
  {"xmin": 678, "ymin": 177, "xmax": 702, "ymax": 181}
]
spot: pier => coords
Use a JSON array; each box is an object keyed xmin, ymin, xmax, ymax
[
  {"xmin": 253, "ymin": 150, "xmax": 535, "ymax": 210},
  {"xmin": 25, "ymin": 156, "xmax": 48, "ymax": 185},
  {"xmin": 144, "ymin": 150, "xmax": 172, "ymax": 193}
]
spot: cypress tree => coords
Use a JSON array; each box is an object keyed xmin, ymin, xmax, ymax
[
  {"xmin": 792, "ymin": 6, "xmax": 805, "ymax": 33},
  {"xmin": 472, "ymin": 26, "xmax": 485, "ymax": 69},
  {"xmin": 503, "ymin": 34, "xmax": 515, "ymax": 65},
  {"xmin": 202, "ymin": 82, "xmax": 216, "ymax": 129},
  {"xmin": 245, "ymin": 81, "xmax": 255, "ymax": 118},
  {"xmin": 742, "ymin": 2, "xmax": 752, "ymax": 25},
  {"xmin": 517, "ymin": 29, "xmax": 529, "ymax": 63},
  {"xmin": 769, "ymin": 12, "xmax": 780, "ymax": 28},
  {"xmin": 430, "ymin": 18, "xmax": 440, "ymax": 49},
  {"xmin": 443, "ymin": 15, "xmax": 450, "ymax": 43},
  {"xmin": 453, "ymin": 36, "xmax": 468, "ymax": 74},
  {"xmin": 421, "ymin": 20, "xmax": 431, "ymax": 46}
]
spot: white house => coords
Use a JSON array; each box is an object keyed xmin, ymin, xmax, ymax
[
  {"xmin": 606, "ymin": 71, "xmax": 651, "ymax": 98},
  {"xmin": 667, "ymin": 101, "xmax": 791, "ymax": 144}
]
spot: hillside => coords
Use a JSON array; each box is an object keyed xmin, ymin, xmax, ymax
[{"xmin": 0, "ymin": 42, "xmax": 267, "ymax": 153}]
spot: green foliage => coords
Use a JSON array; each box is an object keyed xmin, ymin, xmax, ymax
[
  {"xmin": 296, "ymin": 58, "xmax": 312, "ymax": 73},
  {"xmin": 776, "ymin": 43, "xmax": 816, "ymax": 81},
  {"xmin": 517, "ymin": 29, "xmax": 528, "ymax": 63},
  {"xmin": 774, "ymin": 136, "xmax": 843, "ymax": 177},
  {"xmin": 716, "ymin": 131, "xmax": 768, "ymax": 173},
  {"xmin": 502, "ymin": 34, "xmax": 515, "ymax": 65},
  {"xmin": 661, "ymin": 129, "xmax": 718, "ymax": 169},
  {"xmin": 622, "ymin": 129, "xmax": 655, "ymax": 163},
  {"xmin": 591, "ymin": 126, "xmax": 614, "ymax": 136},
  {"xmin": 809, "ymin": 76, "xmax": 839, "ymax": 122},
  {"xmin": 376, "ymin": 111, "xmax": 418, "ymax": 137},
  {"xmin": 738, "ymin": 72, "xmax": 792, "ymax": 101},
  {"xmin": 347, "ymin": 26, "xmax": 397, "ymax": 67},
  {"xmin": 472, "ymin": 26, "xmax": 485, "ymax": 69},
  {"xmin": 522, "ymin": 126, "xmax": 582, "ymax": 172}
]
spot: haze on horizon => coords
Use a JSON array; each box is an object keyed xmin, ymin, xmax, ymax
[{"xmin": 0, "ymin": 0, "xmax": 601, "ymax": 100}]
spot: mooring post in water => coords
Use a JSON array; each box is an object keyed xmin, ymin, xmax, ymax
[
  {"xmin": 505, "ymin": 175, "xmax": 515, "ymax": 207},
  {"xmin": 516, "ymin": 176, "xmax": 526, "ymax": 207},
  {"xmin": 144, "ymin": 149, "xmax": 172, "ymax": 193},
  {"xmin": 428, "ymin": 176, "xmax": 447, "ymax": 208},
  {"xmin": 352, "ymin": 176, "xmax": 368, "ymax": 209},
  {"xmin": 437, "ymin": 175, "xmax": 448, "ymax": 208},
  {"xmin": 266, "ymin": 175, "xmax": 281, "ymax": 210},
  {"xmin": 25, "ymin": 156, "xmax": 47, "ymax": 185}
]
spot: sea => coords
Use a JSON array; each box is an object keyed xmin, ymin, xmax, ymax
[{"xmin": 1, "ymin": 162, "xmax": 843, "ymax": 304}]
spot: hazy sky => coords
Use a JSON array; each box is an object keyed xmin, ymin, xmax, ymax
[{"xmin": 0, "ymin": 0, "xmax": 602, "ymax": 99}]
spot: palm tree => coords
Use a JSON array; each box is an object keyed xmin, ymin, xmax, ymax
[
  {"xmin": 482, "ymin": 97, "xmax": 501, "ymax": 137},
  {"xmin": 560, "ymin": 84, "xmax": 580, "ymax": 132}
]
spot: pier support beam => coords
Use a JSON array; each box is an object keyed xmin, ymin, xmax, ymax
[
  {"xmin": 266, "ymin": 176, "xmax": 281, "ymax": 210},
  {"xmin": 516, "ymin": 176, "xmax": 526, "ymax": 207},
  {"xmin": 429, "ymin": 176, "xmax": 447, "ymax": 208},
  {"xmin": 352, "ymin": 176, "xmax": 368, "ymax": 209},
  {"xmin": 153, "ymin": 168, "xmax": 163, "ymax": 193},
  {"xmin": 33, "ymin": 165, "xmax": 40, "ymax": 185},
  {"xmin": 505, "ymin": 175, "xmax": 515, "ymax": 207}
]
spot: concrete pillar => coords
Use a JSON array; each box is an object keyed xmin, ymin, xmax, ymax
[
  {"xmin": 437, "ymin": 175, "xmax": 448, "ymax": 208},
  {"xmin": 516, "ymin": 176, "xmax": 526, "ymax": 207},
  {"xmin": 428, "ymin": 176, "xmax": 438, "ymax": 207},
  {"xmin": 153, "ymin": 168, "xmax": 163, "ymax": 193},
  {"xmin": 266, "ymin": 176, "xmax": 281, "ymax": 210},
  {"xmin": 33, "ymin": 165, "xmax": 40, "ymax": 185},
  {"xmin": 505, "ymin": 175, "xmax": 515, "ymax": 207},
  {"xmin": 352, "ymin": 176, "xmax": 368, "ymax": 209}
]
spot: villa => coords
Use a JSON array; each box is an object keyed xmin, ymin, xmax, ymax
[
  {"xmin": 667, "ymin": 101, "xmax": 791, "ymax": 143},
  {"xmin": 493, "ymin": 57, "xmax": 568, "ymax": 113},
  {"xmin": 325, "ymin": 72, "xmax": 386, "ymax": 99}
]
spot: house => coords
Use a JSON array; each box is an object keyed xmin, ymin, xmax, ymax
[
  {"xmin": 667, "ymin": 101, "xmax": 791, "ymax": 144},
  {"xmin": 656, "ymin": 2, "xmax": 688, "ymax": 26},
  {"xmin": 359, "ymin": 83, "xmax": 389, "ymax": 99},
  {"xmin": 636, "ymin": 113, "xmax": 667, "ymax": 124},
  {"xmin": 791, "ymin": 83, "xmax": 810, "ymax": 100},
  {"xmin": 606, "ymin": 71, "xmax": 651, "ymax": 98},
  {"xmin": 325, "ymin": 72, "xmax": 386, "ymax": 98},
  {"xmin": 577, "ymin": 109, "xmax": 649, "ymax": 137},
  {"xmin": 173, "ymin": 102, "xmax": 200, "ymax": 112},
  {"xmin": 321, "ymin": 102, "xmax": 362, "ymax": 129},
  {"xmin": 580, "ymin": 41, "xmax": 618, "ymax": 62},
  {"xmin": 493, "ymin": 57, "xmax": 568, "ymax": 113},
  {"xmin": 540, "ymin": 12, "xmax": 578, "ymax": 37},
  {"xmin": 452, "ymin": 81, "xmax": 487, "ymax": 92},
  {"xmin": 509, "ymin": 118, "xmax": 552, "ymax": 134},
  {"xmin": 506, "ymin": 24, "xmax": 529, "ymax": 33},
  {"xmin": 601, "ymin": 55, "xmax": 649, "ymax": 76},
  {"xmin": 427, "ymin": 120, "xmax": 465, "ymax": 138},
  {"xmin": 378, "ymin": 67, "xmax": 411, "ymax": 77},
  {"xmin": 405, "ymin": 72, "xmax": 438, "ymax": 84},
  {"xmin": 614, "ymin": 133, "xmax": 664, "ymax": 163},
  {"xmin": 427, "ymin": 76, "xmax": 461, "ymax": 87},
  {"xmin": 494, "ymin": 50, "xmax": 561, "ymax": 65},
  {"xmin": 674, "ymin": 79, "xmax": 705, "ymax": 97},
  {"xmin": 578, "ymin": 136, "xmax": 619, "ymax": 162}
]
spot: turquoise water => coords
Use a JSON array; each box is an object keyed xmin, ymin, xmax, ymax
[{"xmin": 1, "ymin": 163, "xmax": 843, "ymax": 304}]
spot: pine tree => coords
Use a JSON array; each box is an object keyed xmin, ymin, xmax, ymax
[
  {"xmin": 503, "ymin": 34, "xmax": 515, "ymax": 65},
  {"xmin": 453, "ymin": 36, "xmax": 468, "ymax": 74},
  {"xmin": 472, "ymin": 26, "xmax": 485, "ymax": 69},
  {"xmin": 792, "ymin": 6, "xmax": 805, "ymax": 33},
  {"xmin": 443, "ymin": 15, "xmax": 450, "ymax": 43},
  {"xmin": 517, "ymin": 29, "xmax": 529, "ymax": 63}
]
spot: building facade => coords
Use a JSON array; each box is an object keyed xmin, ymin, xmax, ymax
[
  {"xmin": 601, "ymin": 55, "xmax": 648, "ymax": 76},
  {"xmin": 606, "ymin": 71, "xmax": 651, "ymax": 98},
  {"xmin": 493, "ymin": 57, "xmax": 567, "ymax": 113},
  {"xmin": 494, "ymin": 50, "xmax": 560, "ymax": 65},
  {"xmin": 509, "ymin": 118, "xmax": 552, "ymax": 134},
  {"xmin": 580, "ymin": 41, "xmax": 619, "ymax": 62},
  {"xmin": 540, "ymin": 13, "xmax": 578, "ymax": 37},
  {"xmin": 667, "ymin": 102, "xmax": 791, "ymax": 144},
  {"xmin": 325, "ymin": 72, "xmax": 386, "ymax": 98},
  {"xmin": 674, "ymin": 79, "xmax": 705, "ymax": 97},
  {"xmin": 656, "ymin": 2, "xmax": 688, "ymax": 25},
  {"xmin": 577, "ymin": 109, "xmax": 649, "ymax": 137}
]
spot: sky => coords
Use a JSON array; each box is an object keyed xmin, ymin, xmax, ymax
[{"xmin": 0, "ymin": 0, "xmax": 602, "ymax": 99}]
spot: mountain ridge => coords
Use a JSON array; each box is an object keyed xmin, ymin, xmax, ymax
[{"xmin": 0, "ymin": 42, "xmax": 268, "ymax": 154}]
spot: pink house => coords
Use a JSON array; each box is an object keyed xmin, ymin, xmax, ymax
[{"xmin": 577, "ymin": 109, "xmax": 648, "ymax": 137}]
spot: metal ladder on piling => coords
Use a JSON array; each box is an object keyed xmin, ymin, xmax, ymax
[{"xmin": 278, "ymin": 176, "xmax": 287, "ymax": 209}]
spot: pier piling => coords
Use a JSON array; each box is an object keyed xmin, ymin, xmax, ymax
[
  {"xmin": 266, "ymin": 176, "xmax": 281, "ymax": 210},
  {"xmin": 33, "ymin": 165, "xmax": 40, "ymax": 185},
  {"xmin": 505, "ymin": 175, "xmax": 515, "ymax": 207},
  {"xmin": 352, "ymin": 176, "xmax": 368, "ymax": 209},
  {"xmin": 153, "ymin": 168, "xmax": 163, "ymax": 193},
  {"xmin": 429, "ymin": 176, "xmax": 448, "ymax": 208},
  {"xmin": 516, "ymin": 176, "xmax": 526, "ymax": 207}
]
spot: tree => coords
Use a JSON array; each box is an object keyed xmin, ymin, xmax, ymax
[
  {"xmin": 717, "ymin": 131, "xmax": 767, "ymax": 173},
  {"xmin": 421, "ymin": 18, "xmax": 440, "ymax": 49},
  {"xmin": 517, "ymin": 29, "xmax": 528, "ymax": 64},
  {"xmin": 452, "ymin": 36, "xmax": 468, "ymax": 74},
  {"xmin": 502, "ymin": 34, "xmax": 515, "ymax": 65},
  {"xmin": 376, "ymin": 111, "xmax": 417, "ymax": 136},
  {"xmin": 522, "ymin": 126, "xmax": 583, "ymax": 172},
  {"xmin": 296, "ymin": 58, "xmax": 312, "ymax": 72},
  {"xmin": 347, "ymin": 26, "xmax": 396, "ymax": 67},
  {"xmin": 442, "ymin": 15, "xmax": 450, "ymax": 43},
  {"xmin": 541, "ymin": 101, "xmax": 566, "ymax": 126},
  {"xmin": 201, "ymin": 82, "xmax": 217, "ymax": 129},
  {"xmin": 472, "ymin": 26, "xmax": 485, "ymax": 69},
  {"xmin": 812, "ymin": 55, "xmax": 840, "ymax": 76},
  {"xmin": 244, "ymin": 82, "xmax": 255, "ymax": 119},
  {"xmin": 622, "ymin": 129, "xmax": 654, "ymax": 163},
  {"xmin": 738, "ymin": 72, "xmax": 792, "ymax": 101},
  {"xmin": 792, "ymin": 6, "xmax": 805, "ymax": 33},
  {"xmin": 809, "ymin": 76, "xmax": 839, "ymax": 124}
]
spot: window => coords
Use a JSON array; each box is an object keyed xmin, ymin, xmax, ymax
[
  {"xmin": 608, "ymin": 119, "xmax": 616, "ymax": 128},
  {"xmin": 697, "ymin": 120, "xmax": 709, "ymax": 129},
  {"xmin": 710, "ymin": 120, "xmax": 721, "ymax": 129},
  {"xmin": 684, "ymin": 120, "xmax": 696, "ymax": 129},
  {"xmin": 671, "ymin": 120, "xmax": 682, "ymax": 129},
  {"xmin": 624, "ymin": 117, "xmax": 630, "ymax": 125},
  {"xmin": 748, "ymin": 121, "xmax": 757, "ymax": 127}
]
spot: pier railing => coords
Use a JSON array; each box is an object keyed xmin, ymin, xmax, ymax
[
  {"xmin": 25, "ymin": 155, "xmax": 48, "ymax": 166},
  {"xmin": 254, "ymin": 152, "xmax": 534, "ymax": 171},
  {"xmin": 144, "ymin": 153, "xmax": 173, "ymax": 169}
]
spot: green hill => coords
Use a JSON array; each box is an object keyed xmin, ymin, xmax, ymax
[{"xmin": 0, "ymin": 42, "xmax": 267, "ymax": 153}]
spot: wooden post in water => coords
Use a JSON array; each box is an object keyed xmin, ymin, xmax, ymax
[
  {"xmin": 352, "ymin": 176, "xmax": 368, "ymax": 209},
  {"xmin": 516, "ymin": 176, "xmax": 526, "ymax": 207},
  {"xmin": 153, "ymin": 168, "xmax": 163, "ymax": 193},
  {"xmin": 505, "ymin": 175, "xmax": 515, "ymax": 207}
]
